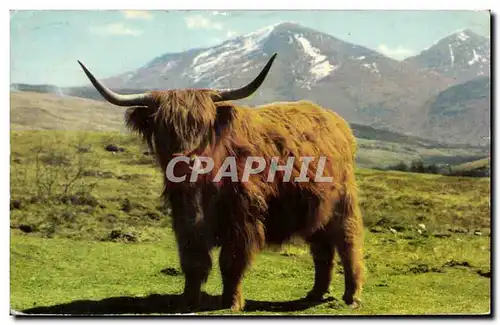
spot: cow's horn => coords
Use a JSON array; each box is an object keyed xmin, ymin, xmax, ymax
[
  {"xmin": 77, "ymin": 61, "xmax": 151, "ymax": 107},
  {"xmin": 214, "ymin": 53, "xmax": 277, "ymax": 102}
]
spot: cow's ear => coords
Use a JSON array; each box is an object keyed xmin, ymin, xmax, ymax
[
  {"xmin": 125, "ymin": 106, "xmax": 154, "ymax": 134},
  {"xmin": 214, "ymin": 104, "xmax": 235, "ymax": 137},
  {"xmin": 125, "ymin": 106, "xmax": 155, "ymax": 152}
]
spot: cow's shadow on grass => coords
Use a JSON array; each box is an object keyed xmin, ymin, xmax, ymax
[{"xmin": 20, "ymin": 292, "xmax": 337, "ymax": 315}]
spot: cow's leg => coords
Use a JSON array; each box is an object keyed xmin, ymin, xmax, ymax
[
  {"xmin": 170, "ymin": 188, "xmax": 212, "ymax": 311},
  {"xmin": 336, "ymin": 237, "xmax": 363, "ymax": 307},
  {"xmin": 177, "ymin": 237, "xmax": 212, "ymax": 310},
  {"xmin": 219, "ymin": 220, "xmax": 264, "ymax": 312},
  {"xmin": 335, "ymin": 191, "xmax": 364, "ymax": 307},
  {"xmin": 219, "ymin": 242, "xmax": 249, "ymax": 312},
  {"xmin": 305, "ymin": 222, "xmax": 336, "ymax": 301}
]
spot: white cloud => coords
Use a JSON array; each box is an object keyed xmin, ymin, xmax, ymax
[
  {"xmin": 122, "ymin": 10, "xmax": 153, "ymax": 20},
  {"xmin": 90, "ymin": 23, "xmax": 142, "ymax": 36},
  {"xmin": 377, "ymin": 44, "xmax": 415, "ymax": 60},
  {"xmin": 211, "ymin": 11, "xmax": 229, "ymax": 16},
  {"xmin": 226, "ymin": 29, "xmax": 238, "ymax": 38},
  {"xmin": 185, "ymin": 14, "xmax": 223, "ymax": 30}
]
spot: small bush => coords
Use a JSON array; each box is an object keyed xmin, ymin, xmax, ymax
[
  {"xmin": 160, "ymin": 267, "xmax": 182, "ymax": 276},
  {"xmin": 105, "ymin": 144, "xmax": 126, "ymax": 152},
  {"xmin": 10, "ymin": 199, "xmax": 22, "ymax": 210},
  {"xmin": 121, "ymin": 199, "xmax": 133, "ymax": 212},
  {"xmin": 144, "ymin": 211, "xmax": 162, "ymax": 221},
  {"xmin": 391, "ymin": 161, "xmax": 408, "ymax": 172},
  {"xmin": 19, "ymin": 224, "xmax": 36, "ymax": 233},
  {"xmin": 58, "ymin": 193, "xmax": 99, "ymax": 207},
  {"xmin": 107, "ymin": 230, "xmax": 138, "ymax": 243},
  {"xmin": 76, "ymin": 144, "xmax": 92, "ymax": 153},
  {"xmin": 30, "ymin": 135, "xmax": 100, "ymax": 200},
  {"xmin": 40, "ymin": 151, "xmax": 71, "ymax": 166}
]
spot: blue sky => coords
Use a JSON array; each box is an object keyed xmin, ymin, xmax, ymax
[{"xmin": 10, "ymin": 10, "xmax": 490, "ymax": 87}]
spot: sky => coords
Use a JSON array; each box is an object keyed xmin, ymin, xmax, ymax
[{"xmin": 10, "ymin": 10, "xmax": 490, "ymax": 87}]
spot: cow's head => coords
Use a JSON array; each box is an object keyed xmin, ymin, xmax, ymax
[{"xmin": 78, "ymin": 54, "xmax": 277, "ymax": 169}]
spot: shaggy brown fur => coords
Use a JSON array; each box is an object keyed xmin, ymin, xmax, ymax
[{"xmin": 125, "ymin": 89, "xmax": 364, "ymax": 311}]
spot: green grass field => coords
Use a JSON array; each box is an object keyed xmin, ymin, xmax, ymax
[
  {"xmin": 11, "ymin": 230, "xmax": 491, "ymax": 315},
  {"xmin": 10, "ymin": 131, "xmax": 491, "ymax": 315}
]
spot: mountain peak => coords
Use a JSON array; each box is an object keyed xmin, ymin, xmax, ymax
[
  {"xmin": 455, "ymin": 30, "xmax": 473, "ymax": 42},
  {"xmin": 272, "ymin": 21, "xmax": 304, "ymax": 29},
  {"xmin": 446, "ymin": 28, "xmax": 486, "ymax": 44},
  {"xmin": 405, "ymin": 27, "xmax": 490, "ymax": 83},
  {"xmin": 235, "ymin": 21, "xmax": 304, "ymax": 41},
  {"xmin": 452, "ymin": 28, "xmax": 481, "ymax": 37}
]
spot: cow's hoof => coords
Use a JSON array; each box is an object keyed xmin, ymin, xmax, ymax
[
  {"xmin": 222, "ymin": 295, "xmax": 245, "ymax": 312},
  {"xmin": 343, "ymin": 294, "xmax": 362, "ymax": 309},
  {"xmin": 230, "ymin": 300, "xmax": 245, "ymax": 312},
  {"xmin": 348, "ymin": 300, "xmax": 361, "ymax": 309}
]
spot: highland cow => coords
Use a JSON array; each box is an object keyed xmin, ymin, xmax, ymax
[{"xmin": 78, "ymin": 53, "xmax": 364, "ymax": 312}]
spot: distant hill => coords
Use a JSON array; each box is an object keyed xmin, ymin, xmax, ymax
[
  {"xmin": 8, "ymin": 91, "xmax": 458, "ymax": 146},
  {"xmin": 417, "ymin": 76, "xmax": 490, "ymax": 146},
  {"xmin": 449, "ymin": 157, "xmax": 490, "ymax": 177},
  {"xmin": 10, "ymin": 91, "xmax": 126, "ymax": 132},
  {"xmin": 10, "ymin": 91, "xmax": 487, "ymax": 168},
  {"xmin": 11, "ymin": 83, "xmax": 149, "ymax": 103},
  {"xmin": 453, "ymin": 157, "xmax": 490, "ymax": 171},
  {"xmin": 352, "ymin": 123, "xmax": 452, "ymax": 149}
]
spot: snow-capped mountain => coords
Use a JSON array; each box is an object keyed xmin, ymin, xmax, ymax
[
  {"xmin": 14, "ymin": 22, "xmax": 489, "ymax": 145},
  {"xmin": 103, "ymin": 22, "xmax": 385, "ymax": 91},
  {"xmin": 404, "ymin": 29, "xmax": 490, "ymax": 83},
  {"xmin": 102, "ymin": 22, "xmax": 452, "ymax": 128}
]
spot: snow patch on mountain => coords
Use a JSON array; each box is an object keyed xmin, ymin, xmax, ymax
[
  {"xmin": 240, "ymin": 24, "xmax": 276, "ymax": 52},
  {"xmin": 188, "ymin": 23, "xmax": 279, "ymax": 83},
  {"xmin": 457, "ymin": 31, "xmax": 470, "ymax": 42},
  {"xmin": 208, "ymin": 73, "xmax": 232, "ymax": 88},
  {"xmin": 468, "ymin": 49, "xmax": 487, "ymax": 66},
  {"xmin": 192, "ymin": 48, "xmax": 215, "ymax": 66},
  {"xmin": 294, "ymin": 34, "xmax": 335, "ymax": 82},
  {"xmin": 161, "ymin": 61, "xmax": 178, "ymax": 74},
  {"xmin": 448, "ymin": 44, "xmax": 455, "ymax": 65},
  {"xmin": 362, "ymin": 62, "xmax": 381, "ymax": 76}
]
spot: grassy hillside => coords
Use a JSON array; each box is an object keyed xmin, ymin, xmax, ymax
[
  {"xmin": 10, "ymin": 130, "xmax": 491, "ymax": 315},
  {"xmin": 452, "ymin": 157, "xmax": 490, "ymax": 172},
  {"xmin": 356, "ymin": 138, "xmax": 485, "ymax": 168},
  {"xmin": 446, "ymin": 157, "xmax": 490, "ymax": 177},
  {"xmin": 10, "ymin": 131, "xmax": 491, "ymax": 243},
  {"xmin": 10, "ymin": 91, "xmax": 126, "ymax": 132},
  {"xmin": 10, "ymin": 91, "xmax": 487, "ymax": 169}
]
